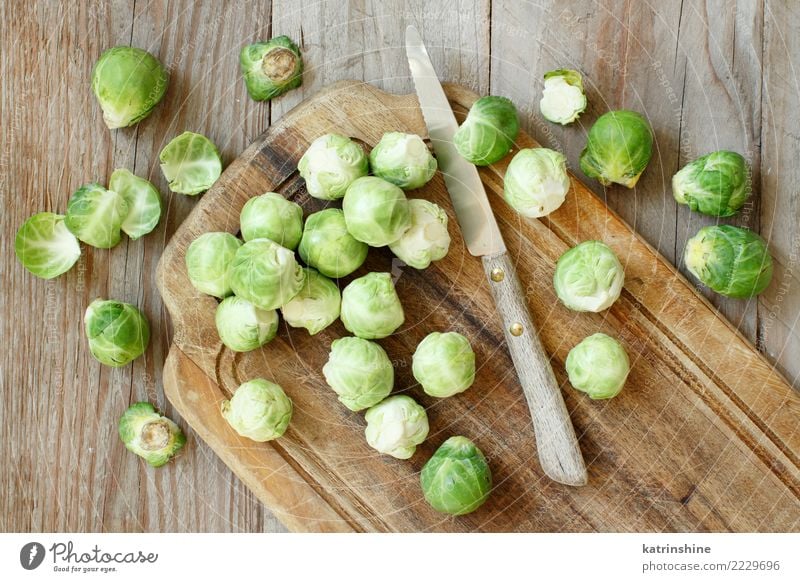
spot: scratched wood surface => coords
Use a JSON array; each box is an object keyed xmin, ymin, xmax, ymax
[{"xmin": 1, "ymin": 0, "xmax": 797, "ymax": 533}]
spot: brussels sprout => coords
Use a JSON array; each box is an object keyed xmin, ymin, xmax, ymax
[
  {"xmin": 84, "ymin": 299, "xmax": 150, "ymax": 367},
  {"xmin": 298, "ymin": 133, "xmax": 369, "ymax": 200},
  {"xmin": 118, "ymin": 402, "xmax": 185, "ymax": 467},
  {"xmin": 322, "ymin": 337, "xmax": 394, "ymax": 411},
  {"xmin": 91, "ymin": 46, "xmax": 168, "ymax": 129},
  {"xmin": 240, "ymin": 192, "xmax": 303, "ymax": 249},
  {"xmin": 221, "ymin": 379, "xmax": 293, "ymax": 442},
  {"xmin": 65, "ymin": 183, "xmax": 128, "ymax": 248},
  {"xmin": 185, "ymin": 232, "xmax": 242, "ymax": 298},
  {"xmin": 539, "ymin": 69, "xmax": 587, "ymax": 125},
  {"xmin": 553, "ymin": 240, "xmax": 624, "ymax": 312},
  {"xmin": 239, "ymin": 36, "xmax": 303, "ymax": 102},
  {"xmin": 369, "ymin": 132, "xmax": 437, "ymax": 190},
  {"xmin": 342, "ymin": 177, "xmax": 411, "ymax": 247},
  {"xmin": 216, "ymin": 296, "xmax": 279, "ymax": 352},
  {"xmin": 364, "ymin": 395, "xmax": 429, "ymax": 459},
  {"xmin": 580, "ymin": 110, "xmax": 653, "ymax": 188},
  {"xmin": 280, "ymin": 268, "xmax": 341, "ymax": 335},
  {"xmin": 453, "ymin": 96, "xmax": 519, "ymax": 166},
  {"xmin": 684, "ymin": 225, "xmax": 773, "ymax": 298},
  {"xmin": 566, "ymin": 333, "xmax": 630, "ymax": 399},
  {"xmin": 15, "ymin": 212, "xmax": 81, "ymax": 279},
  {"xmin": 503, "ymin": 148, "xmax": 571, "ymax": 218},
  {"xmin": 388, "ymin": 199, "xmax": 451, "ymax": 269},
  {"xmin": 412, "ymin": 332, "xmax": 476, "ymax": 398},
  {"xmin": 229, "ymin": 238, "xmax": 305, "ymax": 310},
  {"xmin": 298, "ymin": 209, "xmax": 368, "ymax": 278},
  {"xmin": 159, "ymin": 132, "xmax": 223, "ymax": 195},
  {"xmin": 109, "ymin": 169, "xmax": 162, "ymax": 240},
  {"xmin": 672, "ymin": 151, "xmax": 750, "ymax": 217},
  {"xmin": 340, "ymin": 272, "xmax": 404, "ymax": 339},
  {"xmin": 420, "ymin": 436, "xmax": 492, "ymax": 516}
]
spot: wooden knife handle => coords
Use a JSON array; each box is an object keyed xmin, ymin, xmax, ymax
[{"xmin": 482, "ymin": 251, "xmax": 588, "ymax": 486}]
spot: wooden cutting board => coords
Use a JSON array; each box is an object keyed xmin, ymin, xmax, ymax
[{"xmin": 156, "ymin": 81, "xmax": 800, "ymax": 532}]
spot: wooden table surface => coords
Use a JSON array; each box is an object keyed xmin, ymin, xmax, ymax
[{"xmin": 2, "ymin": 1, "xmax": 798, "ymax": 533}]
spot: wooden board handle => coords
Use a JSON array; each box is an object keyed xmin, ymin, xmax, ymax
[{"xmin": 482, "ymin": 251, "xmax": 588, "ymax": 486}]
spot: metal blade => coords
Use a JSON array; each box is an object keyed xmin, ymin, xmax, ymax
[{"xmin": 405, "ymin": 25, "xmax": 506, "ymax": 256}]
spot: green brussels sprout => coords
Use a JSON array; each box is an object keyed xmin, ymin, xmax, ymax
[
  {"xmin": 342, "ymin": 177, "xmax": 411, "ymax": 247},
  {"xmin": 672, "ymin": 151, "xmax": 750, "ymax": 217},
  {"xmin": 215, "ymin": 296, "xmax": 279, "ymax": 352},
  {"xmin": 298, "ymin": 209, "xmax": 368, "ymax": 278},
  {"xmin": 412, "ymin": 332, "xmax": 476, "ymax": 398},
  {"xmin": 684, "ymin": 225, "xmax": 773, "ymax": 298},
  {"xmin": 503, "ymin": 148, "xmax": 571, "ymax": 218},
  {"xmin": 364, "ymin": 395, "xmax": 429, "ymax": 459},
  {"xmin": 539, "ymin": 69, "xmax": 587, "ymax": 125},
  {"xmin": 340, "ymin": 272, "xmax": 404, "ymax": 339},
  {"xmin": 369, "ymin": 132, "xmax": 437, "ymax": 190},
  {"xmin": 118, "ymin": 402, "xmax": 185, "ymax": 467},
  {"xmin": 566, "ymin": 333, "xmax": 630, "ymax": 399},
  {"xmin": 322, "ymin": 337, "xmax": 394, "ymax": 411},
  {"xmin": 580, "ymin": 110, "xmax": 653, "ymax": 188},
  {"xmin": 15, "ymin": 212, "xmax": 81, "ymax": 279},
  {"xmin": 388, "ymin": 199, "xmax": 451, "ymax": 269},
  {"xmin": 240, "ymin": 192, "xmax": 303, "ymax": 249},
  {"xmin": 159, "ymin": 132, "xmax": 223, "ymax": 195},
  {"xmin": 298, "ymin": 133, "xmax": 369, "ymax": 200},
  {"xmin": 109, "ymin": 169, "xmax": 162, "ymax": 240},
  {"xmin": 221, "ymin": 379, "xmax": 293, "ymax": 442},
  {"xmin": 84, "ymin": 299, "xmax": 150, "ymax": 367},
  {"xmin": 185, "ymin": 232, "xmax": 242, "ymax": 298},
  {"xmin": 453, "ymin": 96, "xmax": 519, "ymax": 166},
  {"xmin": 65, "ymin": 183, "xmax": 128, "ymax": 248},
  {"xmin": 229, "ymin": 238, "xmax": 305, "ymax": 310},
  {"xmin": 554, "ymin": 241, "xmax": 625, "ymax": 312},
  {"xmin": 280, "ymin": 268, "xmax": 341, "ymax": 335},
  {"xmin": 420, "ymin": 436, "xmax": 492, "ymax": 516},
  {"xmin": 91, "ymin": 46, "xmax": 168, "ymax": 129},
  {"xmin": 239, "ymin": 36, "xmax": 303, "ymax": 102}
]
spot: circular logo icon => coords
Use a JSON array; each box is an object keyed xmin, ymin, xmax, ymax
[{"xmin": 20, "ymin": 542, "xmax": 45, "ymax": 570}]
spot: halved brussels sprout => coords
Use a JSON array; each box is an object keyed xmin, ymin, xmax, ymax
[
  {"xmin": 342, "ymin": 177, "xmax": 411, "ymax": 247},
  {"xmin": 280, "ymin": 268, "xmax": 341, "ymax": 335},
  {"xmin": 453, "ymin": 95, "xmax": 519, "ymax": 166},
  {"xmin": 65, "ymin": 183, "xmax": 128, "ymax": 248},
  {"xmin": 159, "ymin": 132, "xmax": 223, "ymax": 195},
  {"xmin": 109, "ymin": 169, "xmax": 162, "ymax": 240},
  {"xmin": 553, "ymin": 240, "xmax": 624, "ymax": 312},
  {"xmin": 672, "ymin": 151, "xmax": 750, "ymax": 217},
  {"xmin": 364, "ymin": 395, "xmax": 429, "ymax": 459},
  {"xmin": 388, "ymin": 199, "xmax": 451, "ymax": 269},
  {"xmin": 185, "ymin": 232, "xmax": 242, "ymax": 298},
  {"xmin": 298, "ymin": 133, "xmax": 369, "ymax": 200},
  {"xmin": 420, "ymin": 436, "xmax": 492, "ymax": 516},
  {"xmin": 221, "ymin": 379, "xmax": 293, "ymax": 442},
  {"xmin": 369, "ymin": 132, "xmax": 437, "ymax": 190},
  {"xmin": 240, "ymin": 192, "xmax": 303, "ymax": 249},
  {"xmin": 539, "ymin": 69, "xmax": 587, "ymax": 125},
  {"xmin": 580, "ymin": 110, "xmax": 653, "ymax": 188},
  {"xmin": 119, "ymin": 402, "xmax": 185, "ymax": 467},
  {"xmin": 229, "ymin": 238, "xmax": 305, "ymax": 310},
  {"xmin": 84, "ymin": 298, "xmax": 150, "ymax": 367},
  {"xmin": 566, "ymin": 333, "xmax": 630, "ymax": 399},
  {"xmin": 340, "ymin": 272, "xmax": 404, "ymax": 339},
  {"xmin": 239, "ymin": 36, "xmax": 303, "ymax": 102},
  {"xmin": 91, "ymin": 46, "xmax": 168, "ymax": 129},
  {"xmin": 412, "ymin": 332, "xmax": 476, "ymax": 398},
  {"xmin": 322, "ymin": 336, "xmax": 394, "ymax": 411},
  {"xmin": 503, "ymin": 148, "xmax": 570, "ymax": 218},
  {"xmin": 684, "ymin": 225, "xmax": 773, "ymax": 298},
  {"xmin": 298, "ymin": 209, "xmax": 368, "ymax": 278},
  {"xmin": 216, "ymin": 296, "xmax": 279, "ymax": 352},
  {"xmin": 15, "ymin": 212, "xmax": 81, "ymax": 279}
]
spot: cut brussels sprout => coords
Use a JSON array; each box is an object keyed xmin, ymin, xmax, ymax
[
  {"xmin": 388, "ymin": 199, "xmax": 450, "ymax": 269},
  {"xmin": 119, "ymin": 402, "xmax": 185, "ymax": 467},
  {"xmin": 91, "ymin": 46, "xmax": 168, "ymax": 129},
  {"xmin": 159, "ymin": 132, "xmax": 223, "ymax": 195},
  {"xmin": 15, "ymin": 212, "xmax": 81, "ymax": 279},
  {"xmin": 221, "ymin": 379, "xmax": 293, "ymax": 442},
  {"xmin": 420, "ymin": 436, "xmax": 492, "ymax": 516},
  {"xmin": 185, "ymin": 232, "xmax": 242, "ymax": 298},
  {"xmin": 322, "ymin": 337, "xmax": 394, "ymax": 411},
  {"xmin": 342, "ymin": 176, "xmax": 411, "ymax": 247},
  {"xmin": 412, "ymin": 332, "xmax": 476, "ymax": 398},
  {"xmin": 84, "ymin": 299, "xmax": 150, "ymax": 367},
  {"xmin": 369, "ymin": 132, "xmax": 437, "ymax": 190},
  {"xmin": 298, "ymin": 133, "xmax": 369, "ymax": 200},
  {"xmin": 684, "ymin": 225, "xmax": 773, "ymax": 298},
  {"xmin": 280, "ymin": 268, "xmax": 341, "ymax": 335},
  {"xmin": 340, "ymin": 272, "xmax": 404, "ymax": 339},
  {"xmin": 298, "ymin": 208, "xmax": 368, "ymax": 278},
  {"xmin": 672, "ymin": 151, "xmax": 750, "ymax": 217},
  {"xmin": 503, "ymin": 148, "xmax": 570, "ymax": 218},
  {"xmin": 230, "ymin": 238, "xmax": 305, "ymax": 310},
  {"xmin": 215, "ymin": 296, "xmax": 279, "ymax": 352},
  {"xmin": 553, "ymin": 240, "xmax": 624, "ymax": 312},
  {"xmin": 65, "ymin": 183, "xmax": 128, "ymax": 249},
  {"xmin": 240, "ymin": 192, "xmax": 303, "ymax": 249},
  {"xmin": 109, "ymin": 169, "xmax": 162, "ymax": 240},
  {"xmin": 453, "ymin": 95, "xmax": 519, "ymax": 166},
  {"xmin": 580, "ymin": 110, "xmax": 653, "ymax": 188},
  {"xmin": 364, "ymin": 395, "xmax": 429, "ymax": 460},
  {"xmin": 240, "ymin": 36, "xmax": 303, "ymax": 102},
  {"xmin": 566, "ymin": 333, "xmax": 630, "ymax": 399},
  {"xmin": 539, "ymin": 69, "xmax": 587, "ymax": 125}
]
